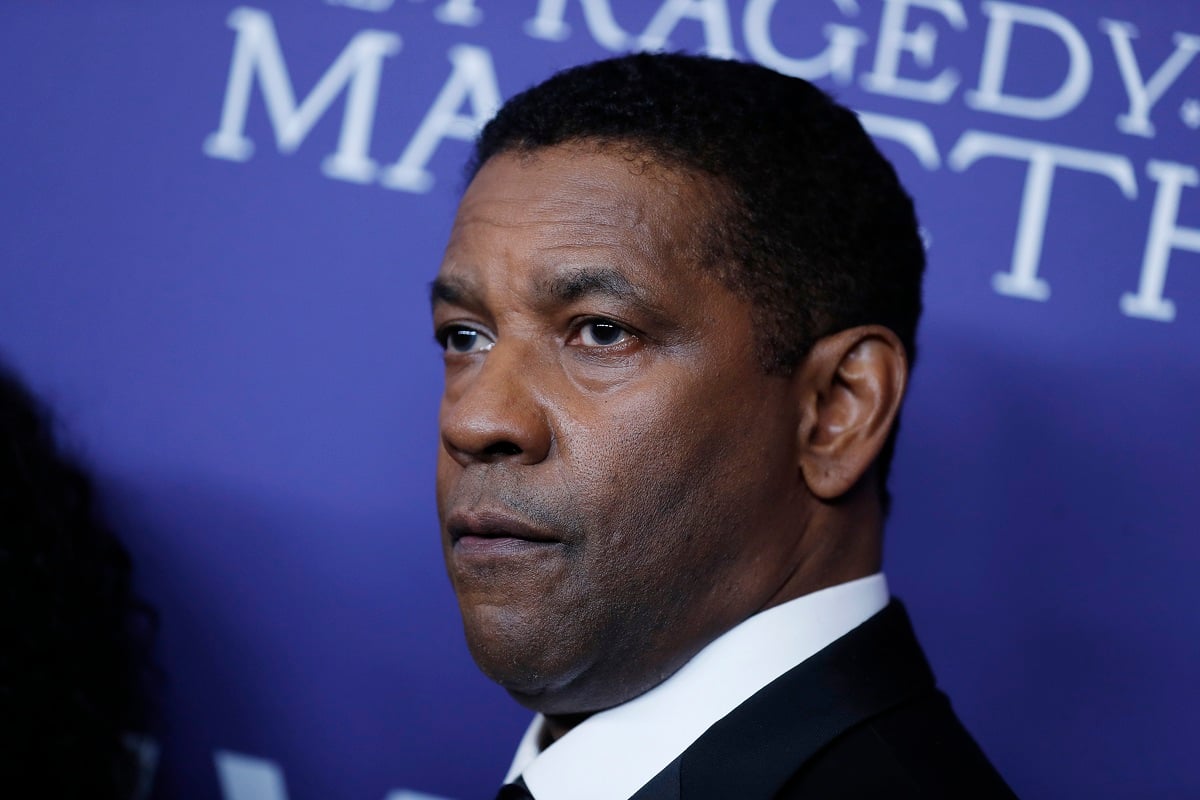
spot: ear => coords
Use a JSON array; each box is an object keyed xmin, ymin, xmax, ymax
[{"xmin": 794, "ymin": 325, "xmax": 908, "ymax": 501}]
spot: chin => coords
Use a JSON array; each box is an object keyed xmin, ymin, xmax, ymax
[
  {"xmin": 458, "ymin": 604, "xmax": 578, "ymax": 698},
  {"xmin": 466, "ymin": 628, "xmax": 651, "ymax": 718},
  {"xmin": 471, "ymin": 645, "xmax": 575, "ymax": 711}
]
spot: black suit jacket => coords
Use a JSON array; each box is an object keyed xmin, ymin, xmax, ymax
[{"xmin": 627, "ymin": 601, "xmax": 1015, "ymax": 799}]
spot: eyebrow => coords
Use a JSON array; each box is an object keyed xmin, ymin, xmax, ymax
[
  {"xmin": 429, "ymin": 275, "xmax": 475, "ymax": 308},
  {"xmin": 430, "ymin": 267, "xmax": 647, "ymax": 309},
  {"xmin": 537, "ymin": 267, "xmax": 644, "ymax": 305}
]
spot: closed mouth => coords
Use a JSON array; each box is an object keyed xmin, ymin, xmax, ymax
[{"xmin": 446, "ymin": 509, "xmax": 562, "ymax": 547}]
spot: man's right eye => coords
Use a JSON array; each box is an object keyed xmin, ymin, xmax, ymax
[{"xmin": 438, "ymin": 325, "xmax": 494, "ymax": 354}]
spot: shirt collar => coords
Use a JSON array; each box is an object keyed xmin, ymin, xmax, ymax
[{"xmin": 505, "ymin": 573, "xmax": 889, "ymax": 800}]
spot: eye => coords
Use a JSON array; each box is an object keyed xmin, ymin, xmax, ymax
[
  {"xmin": 577, "ymin": 319, "xmax": 632, "ymax": 347},
  {"xmin": 437, "ymin": 324, "xmax": 494, "ymax": 354}
]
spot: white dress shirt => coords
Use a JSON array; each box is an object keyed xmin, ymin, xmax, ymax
[{"xmin": 503, "ymin": 573, "xmax": 889, "ymax": 800}]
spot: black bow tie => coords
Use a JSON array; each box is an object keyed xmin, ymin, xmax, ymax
[{"xmin": 494, "ymin": 776, "xmax": 533, "ymax": 800}]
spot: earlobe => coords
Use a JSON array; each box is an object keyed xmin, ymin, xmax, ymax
[{"xmin": 795, "ymin": 326, "xmax": 908, "ymax": 501}]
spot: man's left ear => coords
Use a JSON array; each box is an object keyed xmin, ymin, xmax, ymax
[{"xmin": 794, "ymin": 325, "xmax": 908, "ymax": 501}]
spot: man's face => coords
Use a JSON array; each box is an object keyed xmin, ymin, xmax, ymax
[{"xmin": 434, "ymin": 144, "xmax": 810, "ymax": 716}]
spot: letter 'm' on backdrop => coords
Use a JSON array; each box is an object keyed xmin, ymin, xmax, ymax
[{"xmin": 1, "ymin": 2, "xmax": 1196, "ymax": 798}]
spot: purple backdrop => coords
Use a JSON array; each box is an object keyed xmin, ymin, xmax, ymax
[{"xmin": 1, "ymin": 1, "xmax": 1197, "ymax": 798}]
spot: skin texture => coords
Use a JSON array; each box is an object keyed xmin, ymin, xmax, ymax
[{"xmin": 433, "ymin": 143, "xmax": 906, "ymax": 740}]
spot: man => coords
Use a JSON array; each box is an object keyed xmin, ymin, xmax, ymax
[{"xmin": 432, "ymin": 53, "xmax": 1014, "ymax": 799}]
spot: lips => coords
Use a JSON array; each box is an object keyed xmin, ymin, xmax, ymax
[{"xmin": 446, "ymin": 509, "xmax": 563, "ymax": 560}]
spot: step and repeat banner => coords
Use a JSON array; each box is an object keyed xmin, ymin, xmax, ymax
[{"xmin": 1, "ymin": 1, "xmax": 1197, "ymax": 798}]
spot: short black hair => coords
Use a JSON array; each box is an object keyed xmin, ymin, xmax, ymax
[{"xmin": 469, "ymin": 52, "xmax": 925, "ymax": 508}]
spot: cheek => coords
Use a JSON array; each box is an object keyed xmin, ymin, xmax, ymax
[
  {"xmin": 434, "ymin": 446, "xmax": 457, "ymax": 522},
  {"xmin": 571, "ymin": 364, "xmax": 796, "ymax": 549},
  {"xmin": 546, "ymin": 394, "xmax": 773, "ymax": 672},
  {"xmin": 560, "ymin": 381, "xmax": 753, "ymax": 566}
]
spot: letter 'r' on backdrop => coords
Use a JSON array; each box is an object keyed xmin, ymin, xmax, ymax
[{"xmin": 0, "ymin": 1, "xmax": 1197, "ymax": 798}]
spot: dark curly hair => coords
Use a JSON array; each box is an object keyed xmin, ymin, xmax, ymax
[
  {"xmin": 0, "ymin": 361, "xmax": 155, "ymax": 799},
  {"xmin": 469, "ymin": 52, "xmax": 925, "ymax": 508}
]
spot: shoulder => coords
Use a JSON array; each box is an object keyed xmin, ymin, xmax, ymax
[{"xmin": 775, "ymin": 688, "xmax": 1017, "ymax": 799}]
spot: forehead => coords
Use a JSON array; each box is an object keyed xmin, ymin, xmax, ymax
[{"xmin": 440, "ymin": 144, "xmax": 720, "ymax": 290}]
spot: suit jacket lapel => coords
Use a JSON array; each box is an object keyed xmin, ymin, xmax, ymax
[
  {"xmin": 626, "ymin": 756, "xmax": 681, "ymax": 800},
  {"xmin": 629, "ymin": 601, "xmax": 935, "ymax": 800}
]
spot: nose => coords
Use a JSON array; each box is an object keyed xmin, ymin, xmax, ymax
[{"xmin": 439, "ymin": 342, "xmax": 552, "ymax": 467}]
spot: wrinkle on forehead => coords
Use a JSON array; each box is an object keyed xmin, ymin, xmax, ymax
[
  {"xmin": 453, "ymin": 144, "xmax": 700, "ymax": 242},
  {"xmin": 448, "ymin": 144, "xmax": 717, "ymax": 270}
]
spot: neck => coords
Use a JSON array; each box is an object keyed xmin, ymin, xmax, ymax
[
  {"xmin": 540, "ymin": 712, "xmax": 589, "ymax": 746},
  {"xmin": 757, "ymin": 483, "xmax": 884, "ymax": 615}
]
